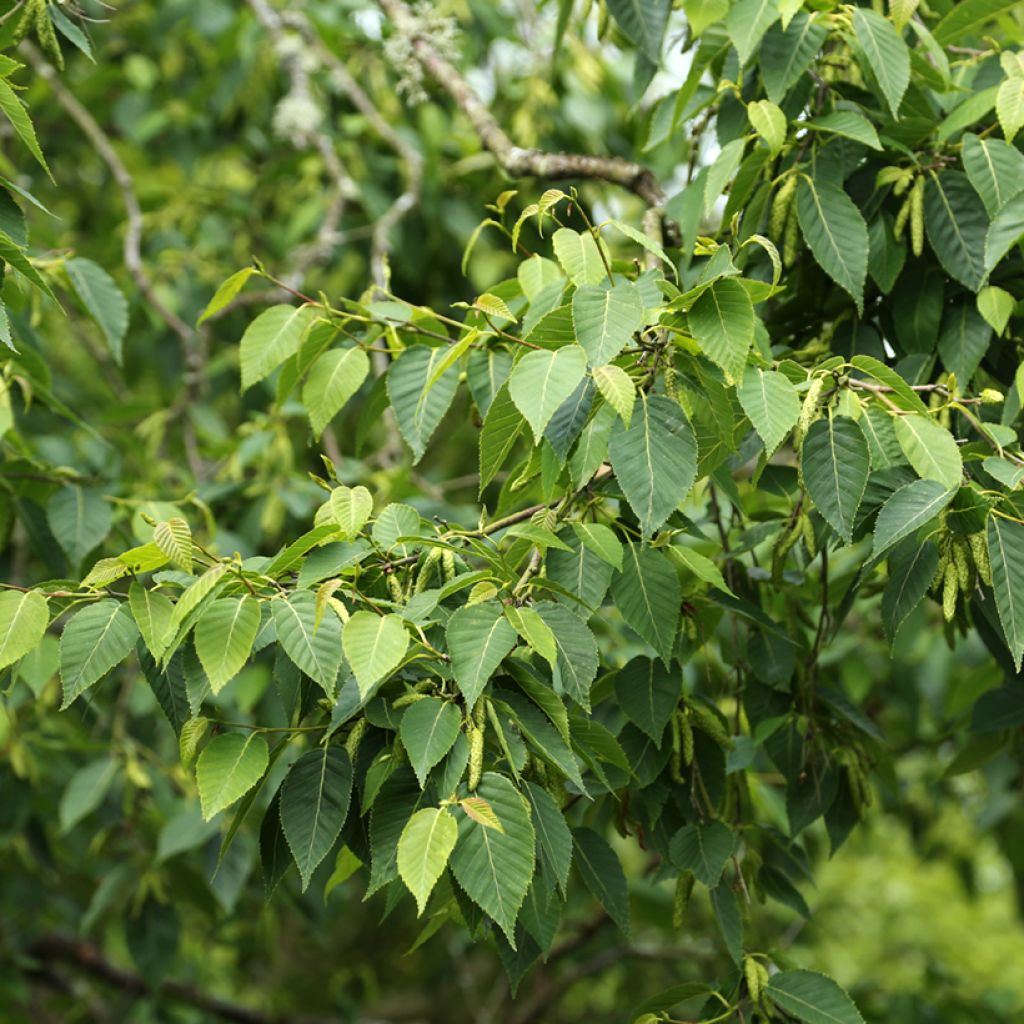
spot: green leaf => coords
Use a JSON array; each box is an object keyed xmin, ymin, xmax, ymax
[
  {"xmin": 592, "ymin": 364, "xmax": 636, "ymax": 427},
  {"xmin": 605, "ymin": 0, "xmax": 671, "ymax": 63},
  {"xmin": 387, "ymin": 345, "xmax": 461, "ymax": 463},
  {"xmin": 614, "ymin": 656, "xmax": 680, "ymax": 745},
  {"xmin": 447, "ymin": 602, "xmax": 518, "ymax": 711},
  {"xmin": 748, "ymin": 99, "xmax": 787, "ymax": 154},
  {"xmin": 303, "ymin": 347, "xmax": 370, "ymax": 438},
  {"xmin": 523, "ymin": 781, "xmax": 573, "ymax": 895},
  {"xmin": 508, "ymin": 346, "xmax": 588, "ymax": 445},
  {"xmin": 766, "ymin": 970, "xmax": 865, "ymax": 1024},
  {"xmin": 669, "ymin": 821, "xmax": 737, "ymax": 887},
  {"xmin": 987, "ymin": 515, "xmax": 1024, "ymax": 671},
  {"xmin": 240, "ymin": 304, "xmax": 317, "ymax": 390},
  {"xmin": 924, "ymin": 171, "xmax": 988, "ymax": 292},
  {"xmin": 726, "ymin": 0, "xmax": 780, "ymax": 67},
  {"xmin": 572, "ymin": 282, "xmax": 644, "ymax": 366},
  {"xmin": 46, "ymin": 485, "xmax": 111, "ymax": 571},
  {"xmin": 571, "ymin": 522, "xmax": 623, "ymax": 570},
  {"xmin": 342, "ymin": 611, "xmax": 408, "ymax": 699},
  {"xmin": 609, "ymin": 394, "xmax": 697, "ymax": 538},
  {"xmin": 398, "ymin": 807, "xmax": 459, "ymax": 915},
  {"xmin": 153, "ymin": 518, "xmax": 192, "ymax": 574},
  {"xmin": 737, "ymin": 366, "xmax": 800, "ymax": 456},
  {"xmin": 997, "ymin": 75, "xmax": 1024, "ymax": 143},
  {"xmin": 796, "ymin": 175, "xmax": 868, "ymax": 312},
  {"xmin": 66, "ymin": 258, "xmax": 129, "ymax": 364},
  {"xmin": 893, "ymin": 415, "xmax": 963, "ymax": 490},
  {"xmin": 328, "ymin": 485, "xmax": 373, "ymax": 540},
  {"xmin": 807, "ymin": 110, "xmax": 881, "ymax": 150},
  {"xmin": 933, "ymin": 0, "xmax": 1019, "ymax": 44},
  {"xmin": 872, "ymin": 479, "xmax": 955, "ymax": 557},
  {"xmin": 688, "ymin": 278, "xmax": 754, "ymax": 382},
  {"xmin": 801, "ymin": 416, "xmax": 869, "ymax": 543},
  {"xmin": 273, "ymin": 591, "xmax": 343, "ymax": 694},
  {"xmin": 938, "ymin": 304, "xmax": 991, "ymax": 385},
  {"xmin": 882, "ymin": 539, "xmax": 939, "ymax": 646},
  {"xmin": 703, "ymin": 139, "xmax": 747, "ymax": 217},
  {"xmin": 0, "ymin": 590, "xmax": 49, "ymax": 672},
  {"xmin": 196, "ymin": 732, "xmax": 269, "ymax": 820},
  {"xmin": 572, "ymin": 827, "xmax": 630, "ymax": 936},
  {"xmin": 962, "ymin": 133, "xmax": 1024, "ymax": 217},
  {"xmin": 479, "ymin": 382, "xmax": 526, "ymax": 491},
  {"xmin": 60, "ymin": 599, "xmax": 138, "ymax": 709},
  {"xmin": 760, "ymin": 12, "xmax": 828, "ymax": 104},
  {"xmin": 977, "ymin": 284, "xmax": 1016, "ymax": 335},
  {"xmin": 449, "ymin": 773, "xmax": 535, "ymax": 946},
  {"xmin": 504, "ymin": 605, "xmax": 557, "ymax": 668},
  {"xmin": 0, "ymin": 77, "xmax": 51, "ymax": 179},
  {"xmin": 534, "ymin": 602, "xmax": 599, "ymax": 710},
  {"xmin": 197, "ymin": 267, "xmax": 255, "ymax": 324},
  {"xmin": 984, "ymin": 191, "xmax": 1024, "ymax": 273},
  {"xmin": 194, "ymin": 596, "xmax": 260, "ymax": 695},
  {"xmin": 668, "ymin": 545, "xmax": 734, "ymax": 596},
  {"xmin": 59, "ymin": 758, "xmax": 118, "ymax": 834},
  {"xmin": 400, "ymin": 697, "xmax": 462, "ymax": 788},
  {"xmin": 851, "ymin": 7, "xmax": 910, "ymax": 118},
  {"xmin": 551, "ymin": 228, "xmax": 608, "ymax": 286},
  {"xmin": 611, "ymin": 543, "xmax": 680, "ymax": 664},
  {"xmin": 279, "ymin": 746, "xmax": 353, "ymax": 890}
]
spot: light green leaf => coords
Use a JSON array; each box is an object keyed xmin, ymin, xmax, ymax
[
  {"xmin": 197, "ymin": 267, "xmax": 255, "ymax": 324},
  {"xmin": 796, "ymin": 175, "xmax": 868, "ymax": 312},
  {"xmin": 46, "ymin": 486, "xmax": 111, "ymax": 570},
  {"xmin": 303, "ymin": 347, "xmax": 370, "ymax": 438},
  {"xmin": 153, "ymin": 518, "xmax": 193, "ymax": 574},
  {"xmin": 60, "ymin": 599, "xmax": 138, "ymax": 709},
  {"xmin": 852, "ymin": 7, "xmax": 910, "ymax": 118},
  {"xmin": 508, "ymin": 345, "xmax": 588, "ymax": 444},
  {"xmin": 748, "ymin": 99, "xmax": 787, "ymax": 154},
  {"xmin": 668, "ymin": 545, "xmax": 734, "ymax": 596},
  {"xmin": 400, "ymin": 697, "xmax": 462, "ymax": 788},
  {"xmin": 609, "ymin": 394, "xmax": 697, "ymax": 538},
  {"xmin": 504, "ymin": 605, "xmax": 557, "ymax": 669},
  {"xmin": 933, "ymin": 0, "xmax": 1019, "ymax": 44},
  {"xmin": 194, "ymin": 596, "xmax": 261, "ymax": 695},
  {"xmin": 329, "ymin": 485, "xmax": 373, "ymax": 540},
  {"xmin": 240, "ymin": 304, "xmax": 317, "ymax": 391},
  {"xmin": 572, "ymin": 282, "xmax": 644, "ymax": 366},
  {"xmin": 614, "ymin": 655, "xmax": 681, "ymax": 745},
  {"xmin": 551, "ymin": 228, "xmax": 609, "ymax": 286},
  {"xmin": 766, "ymin": 970, "xmax": 865, "ymax": 1024},
  {"xmin": 984, "ymin": 191, "xmax": 1024, "ymax": 273},
  {"xmin": 669, "ymin": 821, "xmax": 737, "ymax": 887},
  {"xmin": 872, "ymin": 479, "xmax": 955, "ymax": 557},
  {"xmin": 0, "ymin": 77, "xmax": 51, "ymax": 178},
  {"xmin": 592, "ymin": 364, "xmax": 636, "ymax": 427},
  {"xmin": 449, "ymin": 773, "xmax": 535, "ymax": 945},
  {"xmin": 0, "ymin": 590, "xmax": 49, "ymax": 672},
  {"xmin": 962, "ymin": 133, "xmax": 1024, "ymax": 217},
  {"xmin": 688, "ymin": 278, "xmax": 754, "ymax": 382},
  {"xmin": 610, "ymin": 543, "xmax": 680, "ymax": 664},
  {"xmin": 893, "ymin": 414, "xmax": 963, "ymax": 489},
  {"xmin": 998, "ymin": 75, "xmax": 1024, "ymax": 142},
  {"xmin": 279, "ymin": 746, "xmax": 353, "ymax": 890},
  {"xmin": 398, "ymin": 807, "xmax": 458, "ymax": 915},
  {"xmin": 807, "ymin": 110, "xmax": 882, "ymax": 150},
  {"xmin": 479, "ymin": 382, "xmax": 526, "ymax": 491},
  {"xmin": 977, "ymin": 285, "xmax": 1016, "ymax": 335},
  {"xmin": 801, "ymin": 416, "xmax": 869, "ymax": 543},
  {"xmin": 343, "ymin": 611, "xmax": 408, "ymax": 698},
  {"xmin": 387, "ymin": 345, "xmax": 460, "ymax": 462},
  {"xmin": 726, "ymin": 0, "xmax": 780, "ymax": 67},
  {"xmin": 447, "ymin": 602, "xmax": 518, "ymax": 711},
  {"xmin": 196, "ymin": 732, "xmax": 269, "ymax": 820},
  {"xmin": 924, "ymin": 171, "xmax": 988, "ymax": 292},
  {"xmin": 274, "ymin": 590, "xmax": 343, "ymax": 693},
  {"xmin": 571, "ymin": 522, "xmax": 623, "ymax": 570},
  {"xmin": 987, "ymin": 515, "xmax": 1024, "ymax": 671},
  {"xmin": 66, "ymin": 258, "xmax": 129, "ymax": 365},
  {"xmin": 738, "ymin": 366, "xmax": 800, "ymax": 455}
]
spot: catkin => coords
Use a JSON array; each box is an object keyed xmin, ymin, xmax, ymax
[
  {"xmin": 770, "ymin": 176, "xmax": 797, "ymax": 238},
  {"xmin": 35, "ymin": 0, "xmax": 64, "ymax": 70},
  {"xmin": 442, "ymin": 549, "xmax": 456, "ymax": 581},
  {"xmin": 942, "ymin": 562, "xmax": 958, "ymax": 622},
  {"xmin": 910, "ymin": 176, "xmax": 925, "ymax": 257},
  {"xmin": 893, "ymin": 195, "xmax": 911, "ymax": 242},
  {"xmin": 387, "ymin": 572, "xmax": 404, "ymax": 603},
  {"xmin": 414, "ymin": 547, "xmax": 443, "ymax": 593},
  {"xmin": 669, "ymin": 713, "xmax": 684, "ymax": 783},
  {"xmin": 345, "ymin": 717, "xmax": 367, "ymax": 760},
  {"xmin": 468, "ymin": 725, "xmax": 484, "ymax": 790},
  {"xmin": 970, "ymin": 531, "xmax": 992, "ymax": 586},
  {"xmin": 673, "ymin": 871, "xmax": 695, "ymax": 928},
  {"xmin": 952, "ymin": 539, "xmax": 971, "ymax": 590},
  {"xmin": 745, "ymin": 956, "xmax": 762, "ymax": 1001},
  {"xmin": 783, "ymin": 203, "xmax": 799, "ymax": 266},
  {"xmin": 679, "ymin": 708, "xmax": 695, "ymax": 766},
  {"xmin": 796, "ymin": 376, "xmax": 825, "ymax": 445}
]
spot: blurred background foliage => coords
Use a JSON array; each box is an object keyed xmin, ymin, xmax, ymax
[{"xmin": 1, "ymin": 1, "xmax": 1023, "ymax": 1022}]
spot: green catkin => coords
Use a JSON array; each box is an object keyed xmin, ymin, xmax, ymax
[
  {"xmin": 663, "ymin": 362, "xmax": 679, "ymax": 401},
  {"xmin": 11, "ymin": 0, "xmax": 39, "ymax": 45},
  {"xmin": 970, "ymin": 531, "xmax": 992, "ymax": 586},
  {"xmin": 932, "ymin": 542, "xmax": 950, "ymax": 590},
  {"xmin": 597, "ymin": 0, "xmax": 609, "ymax": 38},
  {"xmin": 386, "ymin": 572, "xmax": 404, "ymax": 603},
  {"xmin": 669, "ymin": 713, "xmax": 684, "ymax": 783},
  {"xmin": 345, "ymin": 717, "xmax": 367, "ymax": 760},
  {"xmin": 952, "ymin": 539, "xmax": 971, "ymax": 590},
  {"xmin": 942, "ymin": 562, "xmax": 958, "ymax": 622},
  {"xmin": 893, "ymin": 194, "xmax": 911, "ymax": 241},
  {"xmin": 796, "ymin": 376, "xmax": 825, "ymax": 446},
  {"xmin": 910, "ymin": 176, "xmax": 925, "ymax": 257},
  {"xmin": 35, "ymin": 1, "xmax": 64, "ymax": 70},
  {"xmin": 745, "ymin": 956, "xmax": 762, "ymax": 1001},
  {"xmin": 392, "ymin": 691, "xmax": 430, "ymax": 709},
  {"xmin": 679, "ymin": 708, "xmax": 695, "ymax": 766},
  {"xmin": 467, "ymin": 725, "xmax": 484, "ymax": 791},
  {"xmin": 800, "ymin": 510, "xmax": 816, "ymax": 556},
  {"xmin": 783, "ymin": 203, "xmax": 799, "ymax": 266},
  {"xmin": 672, "ymin": 871, "xmax": 695, "ymax": 928},
  {"xmin": 770, "ymin": 176, "xmax": 797, "ymax": 238},
  {"xmin": 414, "ymin": 547, "xmax": 443, "ymax": 593},
  {"xmin": 442, "ymin": 548, "xmax": 456, "ymax": 582}
]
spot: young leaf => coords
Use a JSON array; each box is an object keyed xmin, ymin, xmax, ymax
[
  {"xmin": 551, "ymin": 228, "xmax": 608, "ymax": 286},
  {"xmin": 447, "ymin": 602, "xmax": 518, "ymax": 711},
  {"xmin": 726, "ymin": 0, "xmax": 781, "ymax": 67},
  {"xmin": 196, "ymin": 732, "xmax": 269, "ymax": 820},
  {"xmin": 0, "ymin": 590, "xmax": 49, "ymax": 672},
  {"xmin": 449, "ymin": 773, "xmax": 535, "ymax": 946},
  {"xmin": 329, "ymin": 485, "xmax": 373, "ymax": 540},
  {"xmin": 303, "ymin": 347, "xmax": 370, "ymax": 438},
  {"xmin": 279, "ymin": 745, "xmax": 353, "ymax": 890},
  {"xmin": 194, "ymin": 596, "xmax": 261, "ymax": 694},
  {"xmin": 592, "ymin": 364, "xmax": 635, "ymax": 427},
  {"xmin": 240, "ymin": 304, "xmax": 317, "ymax": 391},
  {"xmin": 608, "ymin": 394, "xmax": 697, "ymax": 538},
  {"xmin": 893, "ymin": 414, "xmax": 963, "ymax": 490},
  {"xmin": 962, "ymin": 133, "xmax": 1024, "ymax": 217},
  {"xmin": 273, "ymin": 591, "xmax": 343, "ymax": 694},
  {"xmin": 572, "ymin": 282, "xmax": 644, "ymax": 366},
  {"xmin": 387, "ymin": 346, "xmax": 461, "ymax": 462},
  {"xmin": 60, "ymin": 599, "xmax": 139, "ymax": 709},
  {"xmin": 508, "ymin": 345, "xmax": 588, "ymax": 444},
  {"xmin": 737, "ymin": 366, "xmax": 800, "ymax": 455},
  {"xmin": 197, "ymin": 267, "xmax": 255, "ymax": 325},
  {"xmin": 398, "ymin": 807, "xmax": 458, "ymax": 915},
  {"xmin": 801, "ymin": 416, "xmax": 869, "ymax": 543},
  {"xmin": 153, "ymin": 518, "xmax": 193, "ymax": 574},
  {"xmin": 400, "ymin": 697, "xmax": 462, "ymax": 788},
  {"xmin": 342, "ymin": 611, "xmax": 409, "ymax": 699}
]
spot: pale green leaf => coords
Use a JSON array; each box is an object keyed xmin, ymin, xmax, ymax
[
  {"xmin": 303, "ymin": 346, "xmax": 370, "ymax": 438},
  {"xmin": 400, "ymin": 697, "xmax": 462, "ymax": 787},
  {"xmin": 893, "ymin": 414, "xmax": 964, "ymax": 490},
  {"xmin": 0, "ymin": 590, "xmax": 49, "ymax": 672},
  {"xmin": 737, "ymin": 366, "xmax": 800, "ymax": 455},
  {"xmin": 508, "ymin": 345, "xmax": 588, "ymax": 444},
  {"xmin": 194, "ymin": 596, "xmax": 261, "ymax": 694},
  {"xmin": 343, "ymin": 611, "xmax": 408, "ymax": 698},
  {"xmin": 60, "ymin": 599, "xmax": 138, "ymax": 709},
  {"xmin": 447, "ymin": 602, "xmax": 517, "ymax": 711},
  {"xmin": 398, "ymin": 807, "xmax": 458, "ymax": 915},
  {"xmin": 572, "ymin": 282, "xmax": 644, "ymax": 366},
  {"xmin": 240, "ymin": 304, "xmax": 317, "ymax": 391},
  {"xmin": 274, "ymin": 590, "xmax": 343, "ymax": 693},
  {"xmin": 196, "ymin": 732, "xmax": 269, "ymax": 820}
]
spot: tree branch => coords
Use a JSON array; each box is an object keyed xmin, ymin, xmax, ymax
[{"xmin": 374, "ymin": 0, "xmax": 665, "ymax": 208}]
